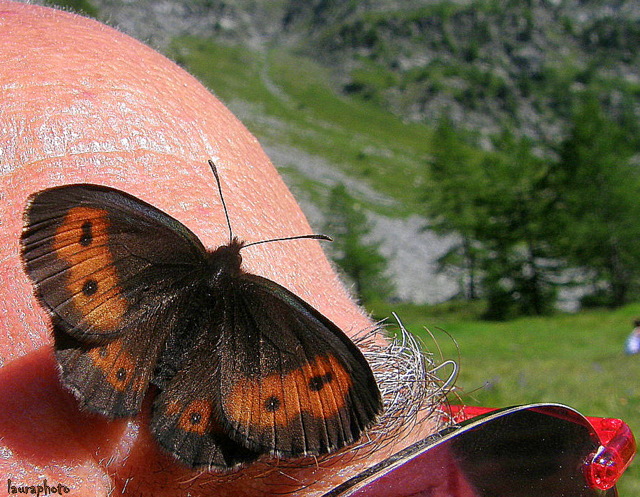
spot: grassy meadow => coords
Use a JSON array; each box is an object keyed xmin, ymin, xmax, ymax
[{"xmin": 167, "ymin": 36, "xmax": 639, "ymax": 494}]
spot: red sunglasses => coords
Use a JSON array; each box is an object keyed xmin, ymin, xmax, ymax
[{"xmin": 324, "ymin": 403, "xmax": 636, "ymax": 497}]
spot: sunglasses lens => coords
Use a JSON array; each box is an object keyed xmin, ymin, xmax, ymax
[
  {"xmin": 448, "ymin": 406, "xmax": 612, "ymax": 497},
  {"xmin": 328, "ymin": 405, "xmax": 619, "ymax": 497}
]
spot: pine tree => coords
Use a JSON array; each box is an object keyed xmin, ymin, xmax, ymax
[{"xmin": 324, "ymin": 183, "xmax": 394, "ymax": 304}]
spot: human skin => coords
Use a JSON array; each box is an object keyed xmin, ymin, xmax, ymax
[{"xmin": 0, "ymin": 2, "xmax": 438, "ymax": 495}]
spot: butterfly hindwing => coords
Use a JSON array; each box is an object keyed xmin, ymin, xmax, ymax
[
  {"xmin": 215, "ymin": 274, "xmax": 382, "ymax": 459},
  {"xmin": 150, "ymin": 325, "xmax": 261, "ymax": 469},
  {"xmin": 53, "ymin": 308, "xmax": 173, "ymax": 417}
]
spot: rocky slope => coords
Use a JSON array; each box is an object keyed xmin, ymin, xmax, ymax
[{"xmin": 87, "ymin": 0, "xmax": 640, "ymax": 144}]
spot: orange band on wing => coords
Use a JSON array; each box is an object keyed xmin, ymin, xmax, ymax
[
  {"xmin": 165, "ymin": 398, "xmax": 214, "ymax": 435},
  {"xmin": 224, "ymin": 354, "xmax": 353, "ymax": 428},
  {"xmin": 53, "ymin": 207, "xmax": 127, "ymax": 330},
  {"xmin": 88, "ymin": 340, "xmax": 145, "ymax": 393},
  {"xmin": 179, "ymin": 399, "xmax": 214, "ymax": 435}
]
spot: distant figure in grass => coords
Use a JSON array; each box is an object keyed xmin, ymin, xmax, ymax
[{"xmin": 624, "ymin": 319, "xmax": 640, "ymax": 355}]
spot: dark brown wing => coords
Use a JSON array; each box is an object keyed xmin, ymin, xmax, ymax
[
  {"xmin": 151, "ymin": 332, "xmax": 261, "ymax": 469},
  {"xmin": 151, "ymin": 274, "xmax": 381, "ymax": 469},
  {"xmin": 21, "ymin": 184, "xmax": 207, "ymax": 340},
  {"xmin": 215, "ymin": 274, "xmax": 382, "ymax": 458},
  {"xmin": 53, "ymin": 307, "xmax": 174, "ymax": 417},
  {"xmin": 21, "ymin": 184, "xmax": 209, "ymax": 416}
]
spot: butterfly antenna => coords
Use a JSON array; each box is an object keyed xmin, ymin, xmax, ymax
[
  {"xmin": 243, "ymin": 234, "xmax": 332, "ymax": 249},
  {"xmin": 208, "ymin": 160, "xmax": 331, "ymax": 249},
  {"xmin": 208, "ymin": 160, "xmax": 234, "ymax": 244}
]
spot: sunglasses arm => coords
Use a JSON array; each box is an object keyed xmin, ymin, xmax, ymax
[{"xmin": 584, "ymin": 416, "xmax": 637, "ymax": 490}]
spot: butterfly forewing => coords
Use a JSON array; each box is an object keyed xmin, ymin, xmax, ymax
[
  {"xmin": 21, "ymin": 185, "xmax": 204, "ymax": 339},
  {"xmin": 215, "ymin": 274, "xmax": 382, "ymax": 458},
  {"xmin": 21, "ymin": 184, "xmax": 208, "ymax": 340}
]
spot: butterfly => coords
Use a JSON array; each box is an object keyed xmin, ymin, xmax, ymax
[{"xmin": 20, "ymin": 161, "xmax": 382, "ymax": 470}]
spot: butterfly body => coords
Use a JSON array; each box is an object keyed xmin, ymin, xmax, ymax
[{"xmin": 20, "ymin": 181, "xmax": 381, "ymax": 469}]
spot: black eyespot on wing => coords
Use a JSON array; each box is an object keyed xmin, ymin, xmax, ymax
[
  {"xmin": 116, "ymin": 368, "xmax": 127, "ymax": 381},
  {"xmin": 82, "ymin": 279, "xmax": 98, "ymax": 296},
  {"xmin": 190, "ymin": 412, "xmax": 202, "ymax": 425},
  {"xmin": 309, "ymin": 372, "xmax": 333, "ymax": 392},
  {"xmin": 80, "ymin": 220, "xmax": 93, "ymax": 246},
  {"xmin": 264, "ymin": 396, "xmax": 281, "ymax": 412}
]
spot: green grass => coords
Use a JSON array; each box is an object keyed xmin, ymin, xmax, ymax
[{"xmin": 370, "ymin": 301, "xmax": 640, "ymax": 494}]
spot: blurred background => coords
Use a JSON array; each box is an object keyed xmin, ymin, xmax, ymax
[{"xmin": 24, "ymin": 0, "xmax": 640, "ymax": 491}]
